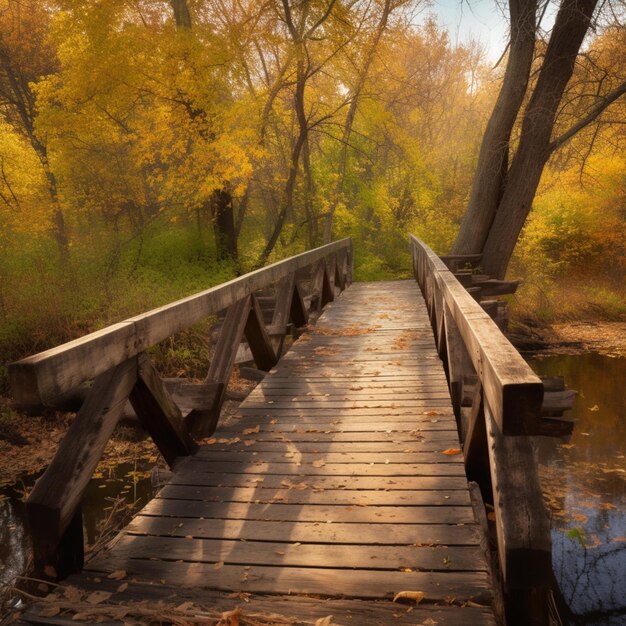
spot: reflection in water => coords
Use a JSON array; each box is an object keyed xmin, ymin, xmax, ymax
[
  {"xmin": 530, "ymin": 354, "xmax": 626, "ymax": 626},
  {"xmin": 0, "ymin": 461, "xmax": 153, "ymax": 591},
  {"xmin": 0, "ymin": 496, "xmax": 29, "ymax": 590}
]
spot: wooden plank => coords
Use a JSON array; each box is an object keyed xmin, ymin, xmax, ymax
[
  {"xmin": 178, "ymin": 460, "xmax": 466, "ymax": 477},
  {"xmin": 211, "ymin": 430, "xmax": 462, "ymax": 443},
  {"xmin": 334, "ymin": 248, "xmax": 347, "ymax": 290},
  {"xmin": 239, "ymin": 406, "xmax": 454, "ymax": 419},
  {"xmin": 444, "ymin": 302, "xmax": 475, "ymax": 421},
  {"xmin": 238, "ymin": 366, "xmax": 267, "ymax": 382},
  {"xmin": 165, "ymin": 472, "xmax": 470, "ymax": 491},
  {"xmin": 107, "ymin": 534, "xmax": 485, "ymax": 570},
  {"xmin": 83, "ymin": 559, "xmax": 491, "ymax": 602},
  {"xmin": 241, "ymin": 398, "xmax": 452, "ymax": 409},
  {"xmin": 270, "ymin": 273, "xmax": 295, "ymax": 356},
  {"xmin": 156, "ymin": 485, "xmax": 472, "ymax": 506},
  {"xmin": 470, "ymin": 278, "xmax": 519, "ymax": 297},
  {"xmin": 24, "ymin": 581, "xmax": 496, "ymax": 626},
  {"xmin": 193, "ymin": 439, "xmax": 461, "ymax": 454},
  {"xmin": 462, "ymin": 384, "xmax": 492, "ymax": 501},
  {"xmin": 290, "ymin": 279, "xmax": 309, "ymax": 327},
  {"xmin": 260, "ymin": 374, "xmax": 447, "ymax": 383},
  {"xmin": 129, "ymin": 354, "xmax": 196, "ymax": 467},
  {"xmin": 124, "ymin": 515, "xmax": 481, "ymax": 546},
  {"xmin": 247, "ymin": 386, "xmax": 451, "ymax": 397},
  {"xmin": 484, "ymin": 404, "xmax": 551, "ymax": 589},
  {"xmin": 140, "ymin": 499, "xmax": 475, "ymax": 524},
  {"xmin": 10, "ymin": 239, "xmax": 350, "ymax": 405},
  {"xmin": 26, "ymin": 358, "xmax": 138, "ymax": 576},
  {"xmin": 244, "ymin": 295, "xmax": 277, "ymax": 371},
  {"xmin": 193, "ymin": 450, "xmax": 465, "ymax": 464},
  {"xmin": 194, "ymin": 295, "xmax": 251, "ymax": 434},
  {"xmin": 320, "ymin": 258, "xmax": 334, "ymax": 306}
]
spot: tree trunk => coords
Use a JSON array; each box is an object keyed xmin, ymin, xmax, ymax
[
  {"xmin": 302, "ymin": 134, "xmax": 317, "ymax": 247},
  {"xmin": 323, "ymin": 0, "xmax": 393, "ymax": 243},
  {"xmin": 481, "ymin": 0, "xmax": 599, "ymax": 278},
  {"xmin": 170, "ymin": 0, "xmax": 192, "ymax": 29},
  {"xmin": 210, "ymin": 188, "xmax": 238, "ymax": 262},
  {"xmin": 258, "ymin": 48, "xmax": 308, "ymax": 266},
  {"xmin": 452, "ymin": 0, "xmax": 537, "ymax": 255}
]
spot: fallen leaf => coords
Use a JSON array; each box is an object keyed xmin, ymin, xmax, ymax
[
  {"xmin": 243, "ymin": 440, "xmax": 255, "ymax": 446},
  {"xmin": 72, "ymin": 613, "xmax": 93, "ymax": 621},
  {"xmin": 589, "ymin": 405, "xmax": 600, "ymax": 412},
  {"xmin": 107, "ymin": 570, "xmax": 126, "ymax": 580},
  {"xmin": 214, "ymin": 561, "xmax": 225, "ymax": 570},
  {"xmin": 442, "ymin": 448, "xmax": 462, "ymax": 455},
  {"xmin": 424, "ymin": 410, "xmax": 442, "ymax": 416},
  {"xmin": 117, "ymin": 582, "xmax": 128, "ymax": 593},
  {"xmin": 63, "ymin": 586, "xmax": 82, "ymax": 602},
  {"xmin": 43, "ymin": 565, "xmax": 57, "ymax": 579},
  {"xmin": 221, "ymin": 607, "xmax": 241, "ymax": 626},
  {"xmin": 393, "ymin": 590, "xmax": 425, "ymax": 604},
  {"xmin": 86, "ymin": 591, "xmax": 112, "ymax": 604},
  {"xmin": 315, "ymin": 617, "xmax": 335, "ymax": 626},
  {"xmin": 242, "ymin": 425, "xmax": 260, "ymax": 435},
  {"xmin": 312, "ymin": 459, "xmax": 326, "ymax": 468}
]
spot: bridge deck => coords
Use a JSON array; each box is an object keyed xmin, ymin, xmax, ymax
[{"xmin": 26, "ymin": 281, "xmax": 496, "ymax": 625}]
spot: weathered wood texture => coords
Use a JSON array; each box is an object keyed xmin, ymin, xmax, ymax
[
  {"xmin": 410, "ymin": 235, "xmax": 543, "ymax": 435},
  {"xmin": 19, "ymin": 241, "xmax": 352, "ymax": 580},
  {"xmin": 26, "ymin": 358, "xmax": 138, "ymax": 577},
  {"xmin": 410, "ymin": 235, "xmax": 551, "ymax": 623},
  {"xmin": 10, "ymin": 239, "xmax": 351, "ymax": 406},
  {"xmin": 23, "ymin": 280, "xmax": 496, "ymax": 625}
]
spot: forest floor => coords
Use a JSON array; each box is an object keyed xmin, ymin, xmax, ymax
[
  {"xmin": 509, "ymin": 319, "xmax": 626, "ymax": 358},
  {"xmin": 0, "ymin": 369, "xmax": 256, "ymax": 492}
]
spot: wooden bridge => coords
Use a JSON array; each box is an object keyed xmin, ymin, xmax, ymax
[{"xmin": 10, "ymin": 238, "xmax": 554, "ymax": 625}]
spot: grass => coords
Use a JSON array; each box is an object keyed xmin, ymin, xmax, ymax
[{"xmin": 510, "ymin": 276, "xmax": 626, "ymax": 324}]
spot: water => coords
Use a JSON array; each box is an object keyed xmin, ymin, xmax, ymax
[
  {"xmin": 0, "ymin": 461, "xmax": 154, "ymax": 593},
  {"xmin": 529, "ymin": 353, "xmax": 626, "ymax": 626}
]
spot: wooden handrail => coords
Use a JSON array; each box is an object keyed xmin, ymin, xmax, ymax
[
  {"xmin": 410, "ymin": 235, "xmax": 551, "ymax": 625},
  {"xmin": 12, "ymin": 239, "xmax": 352, "ymax": 580},
  {"xmin": 410, "ymin": 235, "xmax": 543, "ymax": 435},
  {"xmin": 10, "ymin": 238, "xmax": 351, "ymax": 407}
]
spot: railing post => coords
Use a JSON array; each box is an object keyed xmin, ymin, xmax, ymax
[
  {"xmin": 409, "ymin": 234, "xmax": 552, "ymax": 625},
  {"xmin": 347, "ymin": 238, "xmax": 353, "ymax": 285},
  {"xmin": 26, "ymin": 358, "xmax": 138, "ymax": 578}
]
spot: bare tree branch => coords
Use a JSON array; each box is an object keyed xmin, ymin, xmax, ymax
[{"xmin": 549, "ymin": 80, "xmax": 626, "ymax": 152}]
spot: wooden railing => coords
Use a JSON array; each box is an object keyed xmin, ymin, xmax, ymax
[
  {"xmin": 10, "ymin": 239, "xmax": 352, "ymax": 579},
  {"xmin": 410, "ymin": 235, "xmax": 551, "ymax": 626}
]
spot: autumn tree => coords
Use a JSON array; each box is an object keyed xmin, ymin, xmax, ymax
[
  {"xmin": 0, "ymin": 0, "xmax": 69, "ymax": 259},
  {"xmin": 453, "ymin": 0, "xmax": 626, "ymax": 279}
]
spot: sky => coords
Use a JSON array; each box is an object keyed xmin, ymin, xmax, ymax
[{"xmin": 429, "ymin": 0, "xmax": 510, "ymax": 62}]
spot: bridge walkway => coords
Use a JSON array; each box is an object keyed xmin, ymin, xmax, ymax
[{"xmin": 23, "ymin": 281, "xmax": 496, "ymax": 625}]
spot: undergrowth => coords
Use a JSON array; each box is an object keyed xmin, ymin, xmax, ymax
[{"xmin": 0, "ymin": 223, "xmax": 235, "ymax": 393}]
